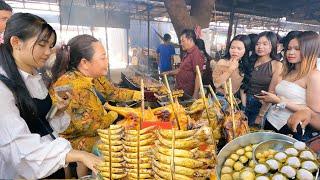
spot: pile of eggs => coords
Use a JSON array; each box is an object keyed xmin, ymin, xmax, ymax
[
  {"xmin": 254, "ymin": 141, "xmax": 319, "ymax": 180},
  {"xmin": 221, "ymin": 144, "xmax": 257, "ymax": 179},
  {"xmin": 221, "ymin": 141, "xmax": 319, "ymax": 180}
]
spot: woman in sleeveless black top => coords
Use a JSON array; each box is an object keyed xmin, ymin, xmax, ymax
[
  {"xmin": 242, "ymin": 31, "xmax": 283, "ymax": 127},
  {"xmin": 0, "ymin": 13, "xmax": 102, "ymax": 179}
]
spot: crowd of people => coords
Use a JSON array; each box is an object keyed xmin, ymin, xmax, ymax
[
  {"xmin": 156, "ymin": 27, "xmax": 320, "ymax": 144},
  {"xmin": 0, "ymin": 0, "xmax": 320, "ymax": 178},
  {"xmin": 160, "ymin": 30, "xmax": 320, "ymax": 141}
]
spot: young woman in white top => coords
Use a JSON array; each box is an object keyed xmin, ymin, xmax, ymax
[
  {"xmin": 0, "ymin": 13, "xmax": 102, "ymax": 179},
  {"xmin": 256, "ymin": 31, "xmax": 320, "ymax": 138}
]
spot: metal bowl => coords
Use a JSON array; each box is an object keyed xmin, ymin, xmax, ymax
[
  {"xmin": 253, "ymin": 139, "xmax": 293, "ymax": 163},
  {"xmin": 216, "ymin": 132, "xmax": 297, "ymax": 179}
]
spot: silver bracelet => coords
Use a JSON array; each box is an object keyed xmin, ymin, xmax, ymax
[{"xmin": 275, "ymin": 102, "xmax": 286, "ymax": 110}]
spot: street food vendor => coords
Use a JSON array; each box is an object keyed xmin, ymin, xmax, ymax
[
  {"xmin": 163, "ymin": 29, "xmax": 205, "ymax": 99},
  {"xmin": 50, "ymin": 34, "xmax": 142, "ymax": 152}
]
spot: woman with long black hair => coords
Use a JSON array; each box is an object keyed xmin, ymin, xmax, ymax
[
  {"xmin": 243, "ymin": 31, "xmax": 283, "ymax": 127},
  {"xmin": 211, "ymin": 34, "xmax": 251, "ymax": 110},
  {"xmin": 257, "ymin": 31, "xmax": 320, "ymax": 141},
  {"xmin": 0, "ymin": 13, "xmax": 101, "ymax": 179}
]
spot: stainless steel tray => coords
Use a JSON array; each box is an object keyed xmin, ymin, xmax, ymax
[{"xmin": 216, "ymin": 132, "xmax": 297, "ymax": 179}]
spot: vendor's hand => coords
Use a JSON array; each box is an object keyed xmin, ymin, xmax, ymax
[
  {"xmin": 55, "ymin": 92, "xmax": 72, "ymax": 116},
  {"xmin": 287, "ymin": 109, "xmax": 312, "ymax": 132},
  {"xmin": 254, "ymin": 90, "xmax": 280, "ymax": 104},
  {"xmin": 80, "ymin": 151, "xmax": 103, "ymax": 175}
]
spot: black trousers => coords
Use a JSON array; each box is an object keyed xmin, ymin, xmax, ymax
[
  {"xmin": 264, "ymin": 119, "xmax": 320, "ymax": 142},
  {"xmin": 264, "ymin": 120, "xmax": 294, "ymax": 135},
  {"xmin": 45, "ymin": 168, "xmax": 65, "ymax": 179}
]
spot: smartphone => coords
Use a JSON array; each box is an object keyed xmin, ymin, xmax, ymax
[
  {"xmin": 46, "ymin": 105, "xmax": 58, "ymax": 120},
  {"xmin": 54, "ymin": 85, "xmax": 72, "ymax": 100},
  {"xmin": 255, "ymin": 93, "xmax": 265, "ymax": 96}
]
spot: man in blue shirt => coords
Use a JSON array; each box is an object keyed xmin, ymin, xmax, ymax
[{"xmin": 156, "ymin": 33, "xmax": 175, "ymax": 73}]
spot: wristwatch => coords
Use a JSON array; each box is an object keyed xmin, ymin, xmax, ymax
[{"xmin": 275, "ymin": 102, "xmax": 286, "ymax": 110}]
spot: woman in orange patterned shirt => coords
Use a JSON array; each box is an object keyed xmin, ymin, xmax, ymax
[{"xmin": 49, "ymin": 35, "xmax": 141, "ymax": 153}]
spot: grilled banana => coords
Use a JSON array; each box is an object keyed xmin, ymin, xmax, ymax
[
  {"xmin": 126, "ymin": 126, "xmax": 156, "ymax": 135},
  {"xmin": 98, "ymin": 144, "xmax": 123, "ymax": 152},
  {"xmin": 98, "ymin": 133, "xmax": 122, "ymax": 140},
  {"xmin": 124, "ymin": 133, "xmax": 154, "ymax": 141},
  {"xmin": 108, "ymin": 125, "xmax": 123, "ymax": 130},
  {"xmin": 154, "ymin": 174, "xmax": 166, "ymax": 180},
  {"xmin": 157, "ymin": 133, "xmax": 198, "ymax": 149},
  {"xmin": 154, "ymin": 151, "xmax": 205, "ymax": 168},
  {"xmin": 152, "ymin": 159, "xmax": 210, "ymax": 177},
  {"xmin": 100, "ymin": 172, "xmax": 127, "ymax": 179},
  {"xmin": 128, "ymin": 172, "xmax": 152, "ymax": 179},
  {"xmin": 98, "ymin": 162, "xmax": 124, "ymax": 168},
  {"xmin": 124, "ymin": 138, "xmax": 155, "ymax": 147},
  {"xmin": 125, "ymin": 163, "xmax": 152, "ymax": 169},
  {"xmin": 152, "ymin": 166, "xmax": 193, "ymax": 180},
  {"xmin": 98, "ymin": 128, "xmax": 123, "ymax": 135},
  {"xmin": 127, "ymin": 169, "xmax": 153, "ymax": 174},
  {"xmin": 100, "ymin": 151, "xmax": 123, "ymax": 158},
  {"xmin": 100, "ymin": 139, "xmax": 122, "ymax": 146},
  {"xmin": 155, "ymin": 143, "xmax": 196, "ymax": 158},
  {"xmin": 125, "ymin": 151, "xmax": 151, "ymax": 159},
  {"xmin": 192, "ymin": 149, "xmax": 213, "ymax": 159},
  {"xmin": 103, "ymin": 156, "xmax": 124, "ymax": 163},
  {"xmin": 123, "ymin": 156, "xmax": 150, "ymax": 164},
  {"xmin": 97, "ymin": 167, "xmax": 125, "ymax": 173},
  {"xmin": 158, "ymin": 129, "xmax": 195, "ymax": 139},
  {"xmin": 124, "ymin": 145, "xmax": 152, "ymax": 152}
]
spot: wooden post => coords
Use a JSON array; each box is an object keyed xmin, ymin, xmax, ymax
[
  {"xmin": 127, "ymin": 28, "xmax": 130, "ymax": 66},
  {"xmin": 147, "ymin": 4, "xmax": 151, "ymax": 73},
  {"xmin": 226, "ymin": 8, "xmax": 235, "ymax": 47},
  {"xmin": 233, "ymin": 17, "xmax": 238, "ymax": 37}
]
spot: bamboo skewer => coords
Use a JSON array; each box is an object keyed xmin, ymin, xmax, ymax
[
  {"xmin": 232, "ymin": 94, "xmax": 240, "ymax": 111},
  {"xmin": 223, "ymin": 81, "xmax": 240, "ymax": 111},
  {"xmin": 170, "ymin": 126, "xmax": 176, "ymax": 180},
  {"xmin": 137, "ymin": 79, "xmax": 144, "ymax": 180},
  {"xmin": 208, "ymin": 85, "xmax": 222, "ymax": 109},
  {"xmin": 163, "ymin": 74, "xmax": 181, "ymax": 130},
  {"xmin": 223, "ymin": 82, "xmax": 228, "ymax": 95},
  {"xmin": 196, "ymin": 66, "xmax": 212, "ymax": 127},
  {"xmin": 163, "ymin": 74, "xmax": 177, "ymax": 180},
  {"xmin": 108, "ymin": 127, "xmax": 112, "ymax": 180},
  {"xmin": 228, "ymin": 78, "xmax": 237, "ymax": 138}
]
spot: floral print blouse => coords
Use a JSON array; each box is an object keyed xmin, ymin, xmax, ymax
[{"xmin": 50, "ymin": 70, "xmax": 141, "ymax": 152}]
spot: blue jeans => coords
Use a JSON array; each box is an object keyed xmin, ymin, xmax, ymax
[{"xmin": 245, "ymin": 94, "xmax": 262, "ymax": 126}]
